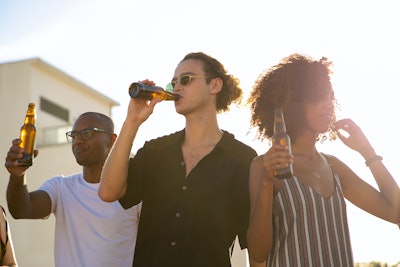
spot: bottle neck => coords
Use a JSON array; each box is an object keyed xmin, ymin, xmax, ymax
[
  {"xmin": 274, "ymin": 109, "xmax": 287, "ymax": 133},
  {"xmin": 274, "ymin": 121, "xmax": 286, "ymax": 133},
  {"xmin": 24, "ymin": 115, "xmax": 35, "ymax": 124},
  {"xmin": 164, "ymin": 91, "xmax": 180, "ymax": 101}
]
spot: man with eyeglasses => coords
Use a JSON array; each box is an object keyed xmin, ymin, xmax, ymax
[
  {"xmin": 99, "ymin": 52, "xmax": 258, "ymax": 267},
  {"xmin": 5, "ymin": 112, "xmax": 141, "ymax": 267}
]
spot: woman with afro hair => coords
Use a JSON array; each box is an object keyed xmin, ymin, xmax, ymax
[{"xmin": 246, "ymin": 53, "xmax": 400, "ymax": 266}]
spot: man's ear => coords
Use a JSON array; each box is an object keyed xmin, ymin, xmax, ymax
[
  {"xmin": 110, "ymin": 133, "xmax": 117, "ymax": 146},
  {"xmin": 210, "ymin": 77, "xmax": 223, "ymax": 95}
]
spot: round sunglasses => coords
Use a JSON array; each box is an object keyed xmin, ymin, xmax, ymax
[{"xmin": 165, "ymin": 74, "xmax": 209, "ymax": 92}]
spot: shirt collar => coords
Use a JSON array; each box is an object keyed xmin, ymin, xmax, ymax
[{"xmin": 165, "ymin": 129, "xmax": 235, "ymax": 152}]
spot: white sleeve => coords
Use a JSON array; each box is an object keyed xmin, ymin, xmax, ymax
[{"xmin": 38, "ymin": 176, "xmax": 63, "ymax": 213}]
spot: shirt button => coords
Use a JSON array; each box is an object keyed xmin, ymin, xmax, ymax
[
  {"xmin": 175, "ymin": 212, "xmax": 181, "ymax": 218},
  {"xmin": 171, "ymin": 241, "xmax": 176, "ymax": 246},
  {"xmin": 180, "ymin": 161, "xmax": 185, "ymax": 166},
  {"xmin": 182, "ymin": 185, "xmax": 187, "ymax": 190}
]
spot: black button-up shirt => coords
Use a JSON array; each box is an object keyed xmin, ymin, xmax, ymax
[{"xmin": 120, "ymin": 130, "xmax": 257, "ymax": 267}]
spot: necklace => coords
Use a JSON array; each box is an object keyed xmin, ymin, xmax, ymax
[
  {"xmin": 293, "ymin": 153, "xmax": 323, "ymax": 179},
  {"xmin": 310, "ymin": 170, "xmax": 321, "ymax": 179}
]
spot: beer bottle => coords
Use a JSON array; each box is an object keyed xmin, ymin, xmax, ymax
[
  {"xmin": 18, "ymin": 103, "xmax": 36, "ymax": 166},
  {"xmin": 129, "ymin": 82, "xmax": 180, "ymax": 101},
  {"xmin": 272, "ymin": 108, "xmax": 293, "ymax": 179}
]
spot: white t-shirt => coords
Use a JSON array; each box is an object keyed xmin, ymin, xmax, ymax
[{"xmin": 39, "ymin": 173, "xmax": 141, "ymax": 267}]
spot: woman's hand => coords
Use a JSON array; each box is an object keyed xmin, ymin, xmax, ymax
[
  {"xmin": 335, "ymin": 118, "xmax": 375, "ymax": 157},
  {"xmin": 262, "ymin": 144, "xmax": 293, "ymax": 181}
]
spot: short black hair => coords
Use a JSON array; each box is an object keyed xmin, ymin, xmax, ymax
[{"xmin": 78, "ymin": 112, "xmax": 114, "ymax": 133}]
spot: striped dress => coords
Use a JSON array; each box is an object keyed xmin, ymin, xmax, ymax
[{"xmin": 266, "ymin": 167, "xmax": 354, "ymax": 267}]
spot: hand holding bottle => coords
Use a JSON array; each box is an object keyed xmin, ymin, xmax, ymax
[
  {"xmin": 261, "ymin": 144, "xmax": 293, "ymax": 182},
  {"xmin": 126, "ymin": 80, "xmax": 163, "ymax": 126},
  {"xmin": 5, "ymin": 138, "xmax": 39, "ymax": 177}
]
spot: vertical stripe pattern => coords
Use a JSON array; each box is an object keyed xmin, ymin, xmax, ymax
[{"xmin": 266, "ymin": 167, "xmax": 353, "ymax": 267}]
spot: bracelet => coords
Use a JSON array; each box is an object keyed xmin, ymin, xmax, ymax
[{"xmin": 365, "ymin": 155, "xmax": 383, "ymax": 167}]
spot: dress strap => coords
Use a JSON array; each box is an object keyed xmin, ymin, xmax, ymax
[{"xmin": 320, "ymin": 153, "xmax": 344, "ymax": 194}]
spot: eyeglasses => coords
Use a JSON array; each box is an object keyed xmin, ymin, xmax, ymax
[
  {"xmin": 166, "ymin": 74, "xmax": 209, "ymax": 91},
  {"xmin": 65, "ymin": 127, "xmax": 113, "ymax": 143}
]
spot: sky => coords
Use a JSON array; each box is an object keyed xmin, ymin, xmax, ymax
[{"xmin": 1, "ymin": 0, "xmax": 400, "ymax": 264}]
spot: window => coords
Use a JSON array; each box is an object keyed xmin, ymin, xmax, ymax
[
  {"xmin": 37, "ymin": 125, "xmax": 71, "ymax": 146},
  {"xmin": 40, "ymin": 97, "xmax": 69, "ymax": 122}
]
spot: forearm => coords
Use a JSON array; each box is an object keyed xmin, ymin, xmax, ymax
[
  {"xmin": 6, "ymin": 174, "xmax": 31, "ymax": 219},
  {"xmin": 99, "ymin": 120, "xmax": 139, "ymax": 202},
  {"xmin": 356, "ymin": 139, "xmax": 400, "ymax": 219},
  {"xmin": 358, "ymin": 143, "xmax": 399, "ymax": 203},
  {"xmin": 367, "ymin": 159, "xmax": 400, "ymax": 218},
  {"xmin": 247, "ymin": 179, "xmax": 274, "ymax": 262}
]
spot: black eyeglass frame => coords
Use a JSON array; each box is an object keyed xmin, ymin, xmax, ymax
[{"xmin": 65, "ymin": 127, "xmax": 114, "ymax": 143}]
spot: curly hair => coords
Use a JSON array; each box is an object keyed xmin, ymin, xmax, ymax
[
  {"xmin": 247, "ymin": 53, "xmax": 338, "ymax": 144},
  {"xmin": 181, "ymin": 52, "xmax": 242, "ymax": 113}
]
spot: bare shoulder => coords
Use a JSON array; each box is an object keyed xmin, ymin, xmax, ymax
[
  {"xmin": 249, "ymin": 156, "xmax": 268, "ymax": 185},
  {"xmin": 0, "ymin": 205, "xmax": 5, "ymax": 218},
  {"xmin": 323, "ymin": 153, "xmax": 347, "ymax": 168},
  {"xmin": 0, "ymin": 205, "xmax": 6, "ymax": 242},
  {"xmin": 323, "ymin": 153, "xmax": 357, "ymax": 185},
  {"xmin": 250, "ymin": 155, "xmax": 265, "ymax": 170},
  {"xmin": 251, "ymin": 155, "xmax": 264, "ymax": 164}
]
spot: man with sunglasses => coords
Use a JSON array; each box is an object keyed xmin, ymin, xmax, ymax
[
  {"xmin": 99, "ymin": 52, "xmax": 258, "ymax": 267},
  {"xmin": 4, "ymin": 112, "xmax": 141, "ymax": 267}
]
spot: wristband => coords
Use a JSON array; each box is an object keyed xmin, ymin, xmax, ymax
[{"xmin": 365, "ymin": 155, "xmax": 383, "ymax": 167}]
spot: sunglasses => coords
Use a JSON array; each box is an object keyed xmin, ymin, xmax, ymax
[
  {"xmin": 165, "ymin": 75, "xmax": 209, "ymax": 92},
  {"xmin": 65, "ymin": 127, "xmax": 113, "ymax": 143}
]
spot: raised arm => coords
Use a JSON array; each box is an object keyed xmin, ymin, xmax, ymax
[
  {"xmin": 334, "ymin": 119, "xmax": 400, "ymax": 223},
  {"xmin": 5, "ymin": 139, "xmax": 51, "ymax": 219},
  {"xmin": 247, "ymin": 145, "xmax": 292, "ymax": 262},
  {"xmin": 99, "ymin": 85, "xmax": 160, "ymax": 202}
]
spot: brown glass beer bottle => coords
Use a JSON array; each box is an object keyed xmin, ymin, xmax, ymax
[
  {"xmin": 18, "ymin": 103, "xmax": 36, "ymax": 166},
  {"xmin": 272, "ymin": 108, "xmax": 293, "ymax": 179},
  {"xmin": 129, "ymin": 82, "xmax": 180, "ymax": 101}
]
